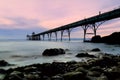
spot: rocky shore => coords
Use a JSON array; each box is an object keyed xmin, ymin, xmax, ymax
[{"xmin": 0, "ymin": 48, "xmax": 120, "ymax": 80}]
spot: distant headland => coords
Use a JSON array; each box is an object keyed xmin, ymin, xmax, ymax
[{"xmin": 91, "ymin": 32, "xmax": 120, "ymax": 44}]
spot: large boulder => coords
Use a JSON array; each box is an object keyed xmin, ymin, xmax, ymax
[
  {"xmin": 42, "ymin": 48, "xmax": 65, "ymax": 56},
  {"xmin": 76, "ymin": 53, "xmax": 96, "ymax": 58},
  {"xmin": 91, "ymin": 35, "xmax": 102, "ymax": 43},
  {"xmin": 0, "ymin": 60, "xmax": 10, "ymax": 66},
  {"xmin": 91, "ymin": 48, "xmax": 101, "ymax": 52}
]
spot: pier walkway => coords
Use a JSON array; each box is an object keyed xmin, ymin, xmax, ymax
[{"xmin": 27, "ymin": 8, "xmax": 120, "ymax": 41}]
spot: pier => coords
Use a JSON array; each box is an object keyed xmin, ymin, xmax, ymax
[{"xmin": 27, "ymin": 8, "xmax": 120, "ymax": 42}]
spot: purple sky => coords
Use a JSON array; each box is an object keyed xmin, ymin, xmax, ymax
[{"xmin": 0, "ymin": 0, "xmax": 120, "ymax": 39}]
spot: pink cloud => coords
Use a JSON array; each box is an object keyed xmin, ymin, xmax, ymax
[{"xmin": 0, "ymin": 18, "xmax": 14, "ymax": 25}]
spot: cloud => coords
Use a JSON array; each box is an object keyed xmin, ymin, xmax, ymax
[
  {"xmin": 0, "ymin": 17, "xmax": 46, "ymax": 29},
  {"xmin": 0, "ymin": 17, "xmax": 46, "ymax": 39},
  {"xmin": 0, "ymin": 27, "xmax": 46, "ymax": 39}
]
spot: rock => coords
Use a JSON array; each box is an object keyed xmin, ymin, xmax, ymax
[
  {"xmin": 24, "ymin": 66, "xmax": 37, "ymax": 73},
  {"xmin": 88, "ymin": 56, "xmax": 117, "ymax": 67},
  {"xmin": 97, "ymin": 76, "xmax": 108, "ymax": 80},
  {"xmin": 91, "ymin": 32, "xmax": 120, "ymax": 44},
  {"xmin": 91, "ymin": 35, "xmax": 102, "ymax": 43},
  {"xmin": 102, "ymin": 32, "xmax": 120, "ymax": 44},
  {"xmin": 2, "ymin": 52, "xmax": 120, "ymax": 80},
  {"xmin": 0, "ymin": 74, "xmax": 6, "ymax": 80},
  {"xmin": 63, "ymin": 71, "xmax": 85, "ymax": 80},
  {"xmin": 65, "ymin": 49, "xmax": 70, "ymax": 51},
  {"xmin": 0, "ymin": 69, "xmax": 6, "ymax": 80},
  {"xmin": 87, "ymin": 66, "xmax": 103, "ymax": 77},
  {"xmin": 42, "ymin": 48, "xmax": 65, "ymax": 56},
  {"xmin": 91, "ymin": 48, "xmax": 101, "ymax": 51},
  {"xmin": 0, "ymin": 60, "xmax": 10, "ymax": 66},
  {"xmin": 75, "ymin": 67, "xmax": 88, "ymax": 75},
  {"xmin": 104, "ymin": 66, "xmax": 120, "ymax": 80},
  {"xmin": 108, "ymin": 66, "xmax": 120, "ymax": 72},
  {"xmin": 51, "ymin": 75, "xmax": 63, "ymax": 80},
  {"xmin": 87, "ymin": 71, "xmax": 101, "ymax": 77},
  {"xmin": 42, "ymin": 76, "xmax": 50, "ymax": 80},
  {"xmin": 105, "ymin": 71, "xmax": 120, "ymax": 80},
  {"xmin": 0, "ymin": 69, "xmax": 6, "ymax": 74},
  {"xmin": 66, "ymin": 61, "xmax": 77, "ymax": 64},
  {"xmin": 89, "ymin": 66, "xmax": 103, "ymax": 72},
  {"xmin": 25, "ymin": 73, "xmax": 40, "ymax": 80},
  {"xmin": 7, "ymin": 71, "xmax": 24, "ymax": 80},
  {"xmin": 76, "ymin": 53, "xmax": 96, "ymax": 58}
]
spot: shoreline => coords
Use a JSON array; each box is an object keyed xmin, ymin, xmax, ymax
[{"xmin": 0, "ymin": 48, "xmax": 120, "ymax": 80}]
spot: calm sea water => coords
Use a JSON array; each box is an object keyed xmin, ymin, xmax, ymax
[{"xmin": 0, "ymin": 39, "xmax": 120, "ymax": 68}]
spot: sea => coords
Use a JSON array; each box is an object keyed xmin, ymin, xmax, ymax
[{"xmin": 0, "ymin": 39, "xmax": 120, "ymax": 69}]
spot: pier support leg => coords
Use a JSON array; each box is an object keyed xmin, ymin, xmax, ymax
[
  {"xmin": 29, "ymin": 36, "xmax": 31, "ymax": 40},
  {"xmin": 35, "ymin": 36, "xmax": 37, "ymax": 40},
  {"xmin": 55, "ymin": 32, "xmax": 57, "ymax": 41},
  {"xmin": 26, "ymin": 35, "xmax": 30, "ymax": 40},
  {"xmin": 82, "ymin": 25, "xmax": 89, "ymax": 42},
  {"xmin": 36, "ymin": 36, "xmax": 39, "ymax": 40},
  {"xmin": 50, "ymin": 33, "xmax": 52, "ymax": 41},
  {"xmin": 42, "ymin": 34, "xmax": 45, "ymax": 41},
  {"xmin": 39, "ymin": 35, "xmax": 41, "ymax": 40},
  {"xmin": 92, "ymin": 24, "xmax": 97, "ymax": 36},
  {"xmin": 47, "ymin": 33, "xmax": 50, "ymax": 41},
  {"xmin": 67, "ymin": 29, "xmax": 71, "ymax": 41},
  {"xmin": 91, "ymin": 21, "xmax": 106, "ymax": 37},
  {"xmin": 61, "ymin": 30, "xmax": 64, "ymax": 41},
  {"xmin": 81, "ymin": 21, "xmax": 106, "ymax": 42}
]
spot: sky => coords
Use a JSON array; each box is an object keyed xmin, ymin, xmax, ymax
[{"xmin": 0, "ymin": 0, "xmax": 120, "ymax": 39}]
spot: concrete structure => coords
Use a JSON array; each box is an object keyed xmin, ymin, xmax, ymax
[{"xmin": 27, "ymin": 8, "xmax": 120, "ymax": 42}]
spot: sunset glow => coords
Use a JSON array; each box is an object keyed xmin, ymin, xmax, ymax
[{"xmin": 0, "ymin": 0, "xmax": 120, "ymax": 39}]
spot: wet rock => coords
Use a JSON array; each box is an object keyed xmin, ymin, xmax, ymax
[
  {"xmin": 97, "ymin": 75, "xmax": 108, "ymax": 80},
  {"xmin": 41, "ymin": 62, "xmax": 67, "ymax": 76},
  {"xmin": 2, "ymin": 52, "xmax": 120, "ymax": 80},
  {"xmin": 91, "ymin": 48, "xmax": 101, "ymax": 52},
  {"xmin": 0, "ymin": 74, "xmax": 6, "ymax": 80},
  {"xmin": 51, "ymin": 75, "xmax": 63, "ymax": 80},
  {"xmin": 89, "ymin": 66, "xmax": 103, "ymax": 72},
  {"xmin": 76, "ymin": 53, "xmax": 96, "ymax": 58},
  {"xmin": 42, "ymin": 76, "xmax": 50, "ymax": 80},
  {"xmin": 63, "ymin": 71, "xmax": 85, "ymax": 80},
  {"xmin": 87, "ymin": 71, "xmax": 101, "ymax": 77},
  {"xmin": 105, "ymin": 71, "xmax": 120, "ymax": 80},
  {"xmin": 75, "ymin": 67, "xmax": 88, "ymax": 75},
  {"xmin": 66, "ymin": 61, "xmax": 77, "ymax": 64},
  {"xmin": 88, "ymin": 56, "xmax": 118, "ymax": 67},
  {"xmin": 0, "ymin": 60, "xmax": 10, "ymax": 66},
  {"xmin": 7, "ymin": 71, "xmax": 24, "ymax": 80},
  {"xmin": 0, "ymin": 69, "xmax": 6, "ymax": 74},
  {"xmin": 104, "ymin": 66, "xmax": 120, "ymax": 80},
  {"xmin": 24, "ymin": 66, "xmax": 37, "ymax": 73},
  {"xmin": 65, "ymin": 49, "xmax": 70, "ymax": 51},
  {"xmin": 25, "ymin": 73, "xmax": 41, "ymax": 80},
  {"xmin": 42, "ymin": 48, "xmax": 65, "ymax": 56}
]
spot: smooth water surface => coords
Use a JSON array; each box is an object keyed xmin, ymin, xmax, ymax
[{"xmin": 0, "ymin": 39, "xmax": 120, "ymax": 68}]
